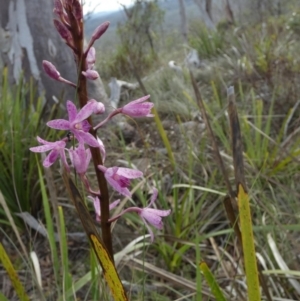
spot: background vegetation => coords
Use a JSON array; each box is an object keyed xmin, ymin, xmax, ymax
[{"xmin": 1, "ymin": 0, "xmax": 300, "ymax": 300}]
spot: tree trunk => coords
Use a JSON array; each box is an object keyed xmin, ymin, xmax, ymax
[
  {"xmin": 0, "ymin": 0, "xmax": 109, "ymax": 113},
  {"xmin": 178, "ymin": 0, "xmax": 188, "ymax": 43},
  {"xmin": 193, "ymin": 0, "xmax": 216, "ymax": 30}
]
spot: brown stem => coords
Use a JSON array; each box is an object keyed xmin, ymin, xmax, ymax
[{"xmin": 67, "ymin": 5, "xmax": 114, "ymax": 259}]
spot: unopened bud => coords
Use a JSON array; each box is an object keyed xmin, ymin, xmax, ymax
[
  {"xmin": 53, "ymin": 19, "xmax": 72, "ymax": 42},
  {"xmin": 72, "ymin": 0, "xmax": 83, "ymax": 21},
  {"xmin": 42, "ymin": 60, "xmax": 60, "ymax": 80},
  {"xmin": 88, "ymin": 99, "xmax": 105, "ymax": 114},
  {"xmin": 82, "ymin": 70, "xmax": 99, "ymax": 80},
  {"xmin": 92, "ymin": 22, "xmax": 110, "ymax": 41},
  {"xmin": 53, "ymin": 0, "xmax": 63, "ymax": 16}
]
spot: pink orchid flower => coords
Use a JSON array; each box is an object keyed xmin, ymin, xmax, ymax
[
  {"xmin": 137, "ymin": 188, "xmax": 171, "ymax": 241},
  {"xmin": 121, "ymin": 95, "xmax": 154, "ymax": 118},
  {"xmin": 47, "ymin": 100, "xmax": 99, "ymax": 147},
  {"xmin": 30, "ymin": 136, "xmax": 68, "ymax": 169},
  {"xmin": 69, "ymin": 143, "xmax": 91, "ymax": 175},
  {"xmin": 98, "ymin": 165, "xmax": 143, "ymax": 197},
  {"xmin": 109, "ymin": 188, "xmax": 171, "ymax": 242}
]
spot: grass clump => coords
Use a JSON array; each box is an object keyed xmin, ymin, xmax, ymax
[{"xmin": 0, "ymin": 69, "xmax": 45, "ymax": 226}]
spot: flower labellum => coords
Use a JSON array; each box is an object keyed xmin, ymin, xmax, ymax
[{"xmin": 98, "ymin": 165, "xmax": 143, "ymax": 197}]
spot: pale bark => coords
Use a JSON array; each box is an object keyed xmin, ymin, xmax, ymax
[
  {"xmin": 178, "ymin": 0, "xmax": 188, "ymax": 43},
  {"xmin": 193, "ymin": 0, "xmax": 216, "ymax": 30},
  {"xmin": 0, "ymin": 0, "xmax": 109, "ymax": 111}
]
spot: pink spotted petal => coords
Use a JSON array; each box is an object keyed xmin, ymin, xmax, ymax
[
  {"xmin": 66, "ymin": 100, "xmax": 77, "ymax": 122},
  {"xmin": 117, "ymin": 167, "xmax": 143, "ymax": 179},
  {"xmin": 30, "ymin": 144, "xmax": 55, "ymax": 153},
  {"xmin": 140, "ymin": 210, "xmax": 163, "ymax": 229},
  {"xmin": 144, "ymin": 208, "xmax": 171, "ymax": 217},
  {"xmin": 36, "ymin": 136, "xmax": 54, "ymax": 145},
  {"xmin": 97, "ymin": 137, "xmax": 106, "ymax": 162},
  {"xmin": 74, "ymin": 101, "xmax": 96, "ymax": 123},
  {"xmin": 109, "ymin": 199, "xmax": 120, "ymax": 210},
  {"xmin": 140, "ymin": 217, "xmax": 154, "ymax": 242},
  {"xmin": 81, "ymin": 120, "xmax": 91, "ymax": 132},
  {"xmin": 47, "ymin": 119, "xmax": 70, "ymax": 130},
  {"xmin": 59, "ymin": 149, "xmax": 69, "ymax": 171},
  {"xmin": 148, "ymin": 188, "xmax": 158, "ymax": 207},
  {"xmin": 86, "ymin": 47, "xmax": 96, "ymax": 69},
  {"xmin": 75, "ymin": 131, "xmax": 99, "ymax": 147},
  {"xmin": 105, "ymin": 175, "xmax": 131, "ymax": 197},
  {"xmin": 127, "ymin": 95, "xmax": 150, "ymax": 105},
  {"xmin": 43, "ymin": 150, "xmax": 60, "ymax": 167}
]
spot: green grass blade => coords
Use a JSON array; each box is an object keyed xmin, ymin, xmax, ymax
[
  {"xmin": 152, "ymin": 107, "xmax": 175, "ymax": 168},
  {"xmin": 199, "ymin": 261, "xmax": 227, "ymax": 301},
  {"xmin": 238, "ymin": 184, "xmax": 261, "ymax": 301},
  {"xmin": 58, "ymin": 206, "xmax": 73, "ymax": 299},
  {"xmin": 37, "ymin": 160, "xmax": 60, "ymax": 294},
  {"xmin": 0, "ymin": 243, "xmax": 30, "ymax": 301}
]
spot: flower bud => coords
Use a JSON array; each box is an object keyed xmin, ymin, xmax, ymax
[
  {"xmin": 82, "ymin": 70, "xmax": 99, "ymax": 80},
  {"xmin": 92, "ymin": 22, "xmax": 110, "ymax": 41},
  {"xmin": 53, "ymin": 19, "xmax": 72, "ymax": 43},
  {"xmin": 42, "ymin": 60, "xmax": 60, "ymax": 80},
  {"xmin": 88, "ymin": 99, "xmax": 105, "ymax": 114}
]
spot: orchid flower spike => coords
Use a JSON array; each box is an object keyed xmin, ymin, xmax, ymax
[
  {"xmin": 98, "ymin": 165, "xmax": 143, "ymax": 197},
  {"xmin": 30, "ymin": 136, "xmax": 68, "ymax": 170},
  {"xmin": 47, "ymin": 100, "xmax": 100, "ymax": 147}
]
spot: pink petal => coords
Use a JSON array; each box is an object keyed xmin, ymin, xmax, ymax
[
  {"xmin": 105, "ymin": 176, "xmax": 131, "ymax": 197},
  {"xmin": 144, "ymin": 208, "xmax": 171, "ymax": 217},
  {"xmin": 97, "ymin": 137, "xmax": 106, "ymax": 162},
  {"xmin": 74, "ymin": 101, "xmax": 95, "ymax": 122},
  {"xmin": 36, "ymin": 136, "xmax": 53, "ymax": 145},
  {"xmin": 148, "ymin": 188, "xmax": 158, "ymax": 207},
  {"xmin": 140, "ymin": 210, "xmax": 163, "ymax": 229},
  {"xmin": 140, "ymin": 217, "xmax": 154, "ymax": 242},
  {"xmin": 30, "ymin": 144, "xmax": 54, "ymax": 153},
  {"xmin": 127, "ymin": 95, "xmax": 150, "ymax": 106},
  {"xmin": 75, "ymin": 131, "xmax": 99, "ymax": 147},
  {"xmin": 67, "ymin": 101, "xmax": 77, "ymax": 122},
  {"xmin": 117, "ymin": 167, "xmax": 143, "ymax": 179},
  {"xmin": 47, "ymin": 119, "xmax": 70, "ymax": 130},
  {"xmin": 109, "ymin": 199, "xmax": 120, "ymax": 210},
  {"xmin": 86, "ymin": 47, "xmax": 96, "ymax": 68},
  {"xmin": 81, "ymin": 120, "xmax": 91, "ymax": 132},
  {"xmin": 43, "ymin": 150, "xmax": 59, "ymax": 167}
]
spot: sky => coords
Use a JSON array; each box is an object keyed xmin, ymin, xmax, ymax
[{"xmin": 83, "ymin": 0, "xmax": 134, "ymax": 14}]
